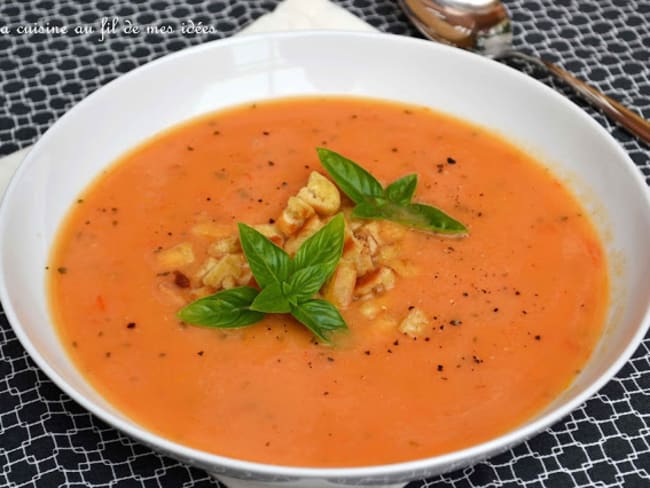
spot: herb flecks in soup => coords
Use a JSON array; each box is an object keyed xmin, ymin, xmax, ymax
[
  {"xmin": 176, "ymin": 149, "xmax": 467, "ymax": 342},
  {"xmin": 49, "ymin": 97, "xmax": 608, "ymax": 467}
]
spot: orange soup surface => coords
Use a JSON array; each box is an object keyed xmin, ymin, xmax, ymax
[{"xmin": 50, "ymin": 97, "xmax": 608, "ymax": 467}]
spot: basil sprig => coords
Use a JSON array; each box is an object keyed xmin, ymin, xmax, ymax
[
  {"xmin": 317, "ymin": 148, "xmax": 467, "ymax": 235},
  {"xmin": 177, "ymin": 214, "xmax": 347, "ymax": 343}
]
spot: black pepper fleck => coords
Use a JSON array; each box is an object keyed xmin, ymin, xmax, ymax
[
  {"xmin": 57, "ymin": 267, "xmax": 67, "ymax": 274},
  {"xmin": 126, "ymin": 322, "xmax": 136, "ymax": 329},
  {"xmin": 447, "ymin": 157, "xmax": 456, "ymax": 164}
]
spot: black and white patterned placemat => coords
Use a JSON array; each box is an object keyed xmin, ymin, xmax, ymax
[{"xmin": 1, "ymin": 1, "xmax": 649, "ymax": 487}]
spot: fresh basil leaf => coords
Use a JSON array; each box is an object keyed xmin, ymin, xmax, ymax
[
  {"xmin": 250, "ymin": 282, "xmax": 291, "ymax": 313},
  {"xmin": 238, "ymin": 223, "xmax": 291, "ymax": 288},
  {"xmin": 404, "ymin": 203, "xmax": 467, "ymax": 234},
  {"xmin": 354, "ymin": 201, "xmax": 466, "ymax": 234},
  {"xmin": 177, "ymin": 286, "xmax": 264, "ymax": 328},
  {"xmin": 290, "ymin": 299, "xmax": 348, "ymax": 343},
  {"xmin": 293, "ymin": 213, "xmax": 345, "ymax": 275},
  {"xmin": 284, "ymin": 264, "xmax": 330, "ymax": 304},
  {"xmin": 317, "ymin": 148, "xmax": 384, "ymax": 204},
  {"xmin": 351, "ymin": 200, "xmax": 387, "ymax": 219},
  {"xmin": 385, "ymin": 174, "xmax": 417, "ymax": 204}
]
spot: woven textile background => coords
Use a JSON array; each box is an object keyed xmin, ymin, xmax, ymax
[{"xmin": 1, "ymin": 0, "xmax": 649, "ymax": 487}]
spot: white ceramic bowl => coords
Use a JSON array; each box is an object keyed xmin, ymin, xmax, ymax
[{"xmin": 1, "ymin": 32, "xmax": 649, "ymax": 488}]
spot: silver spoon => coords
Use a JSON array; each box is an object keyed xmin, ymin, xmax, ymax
[{"xmin": 399, "ymin": 0, "xmax": 650, "ymax": 144}]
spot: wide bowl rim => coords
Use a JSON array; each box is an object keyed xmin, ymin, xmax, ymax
[{"xmin": 1, "ymin": 30, "xmax": 649, "ymax": 481}]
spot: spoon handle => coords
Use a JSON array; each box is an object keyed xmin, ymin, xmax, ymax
[{"xmin": 506, "ymin": 50, "xmax": 650, "ymax": 144}]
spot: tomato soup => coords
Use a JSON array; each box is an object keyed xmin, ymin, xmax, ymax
[{"xmin": 49, "ymin": 97, "xmax": 608, "ymax": 467}]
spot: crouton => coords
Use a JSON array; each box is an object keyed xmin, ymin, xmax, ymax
[
  {"xmin": 208, "ymin": 236, "xmax": 240, "ymax": 257},
  {"xmin": 236, "ymin": 264, "xmax": 253, "ymax": 286},
  {"xmin": 360, "ymin": 300, "xmax": 385, "ymax": 320},
  {"xmin": 191, "ymin": 222, "xmax": 232, "ymax": 239},
  {"xmin": 342, "ymin": 235, "xmax": 376, "ymax": 277},
  {"xmin": 323, "ymin": 261, "xmax": 357, "ymax": 309},
  {"xmin": 296, "ymin": 172, "xmax": 341, "ymax": 215},
  {"xmin": 252, "ymin": 224, "xmax": 284, "ymax": 247},
  {"xmin": 194, "ymin": 257, "xmax": 218, "ymax": 282},
  {"xmin": 354, "ymin": 266, "xmax": 396, "ymax": 298},
  {"xmin": 378, "ymin": 220, "xmax": 407, "ymax": 243},
  {"xmin": 156, "ymin": 242, "xmax": 194, "ymax": 270},
  {"xmin": 377, "ymin": 244, "xmax": 400, "ymax": 263},
  {"xmin": 399, "ymin": 307, "xmax": 430, "ymax": 337},
  {"xmin": 222, "ymin": 275, "xmax": 237, "ymax": 289},
  {"xmin": 277, "ymin": 196, "xmax": 315, "ymax": 236},
  {"xmin": 284, "ymin": 215, "xmax": 323, "ymax": 255},
  {"xmin": 202, "ymin": 254, "xmax": 246, "ymax": 288}
]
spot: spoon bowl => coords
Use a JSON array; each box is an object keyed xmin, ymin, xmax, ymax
[{"xmin": 400, "ymin": 0, "xmax": 650, "ymax": 143}]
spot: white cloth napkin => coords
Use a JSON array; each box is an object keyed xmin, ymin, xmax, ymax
[{"xmin": 0, "ymin": 0, "xmax": 375, "ymax": 197}]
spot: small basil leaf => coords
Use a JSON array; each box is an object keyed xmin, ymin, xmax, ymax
[
  {"xmin": 238, "ymin": 223, "xmax": 291, "ymax": 288},
  {"xmin": 351, "ymin": 201, "xmax": 387, "ymax": 220},
  {"xmin": 284, "ymin": 264, "xmax": 330, "ymax": 303},
  {"xmin": 293, "ymin": 213, "xmax": 345, "ymax": 274},
  {"xmin": 250, "ymin": 282, "xmax": 291, "ymax": 313},
  {"xmin": 359, "ymin": 201, "xmax": 466, "ymax": 234},
  {"xmin": 404, "ymin": 203, "xmax": 468, "ymax": 234},
  {"xmin": 177, "ymin": 286, "xmax": 264, "ymax": 328},
  {"xmin": 290, "ymin": 299, "xmax": 348, "ymax": 343},
  {"xmin": 317, "ymin": 148, "xmax": 384, "ymax": 204},
  {"xmin": 385, "ymin": 174, "xmax": 417, "ymax": 204}
]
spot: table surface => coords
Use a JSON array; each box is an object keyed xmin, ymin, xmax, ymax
[{"xmin": 1, "ymin": 0, "xmax": 649, "ymax": 487}]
